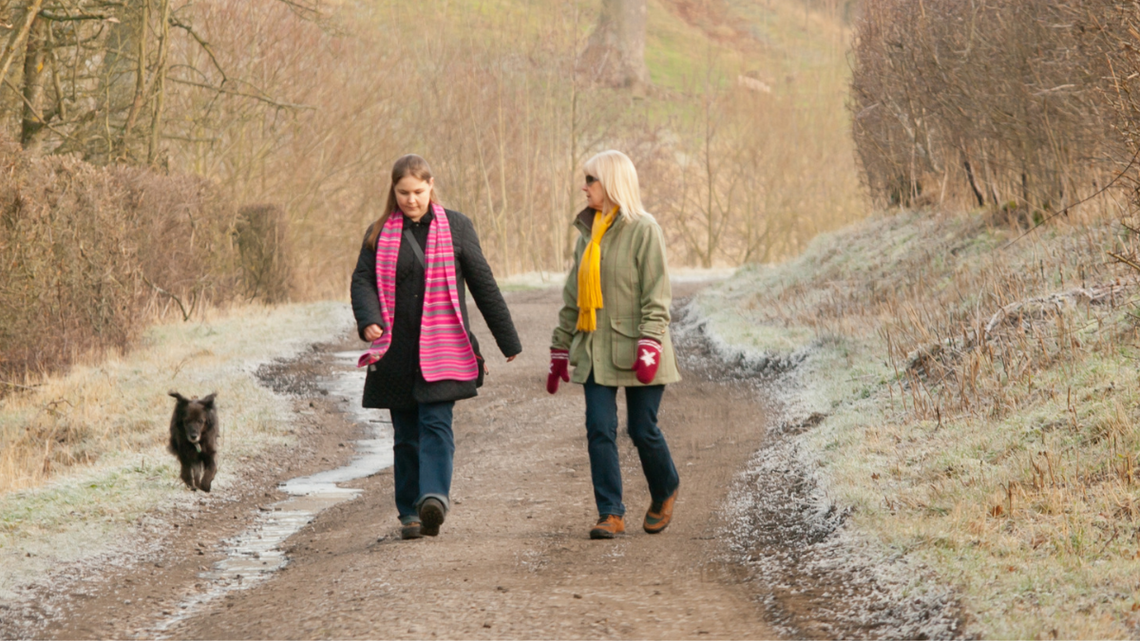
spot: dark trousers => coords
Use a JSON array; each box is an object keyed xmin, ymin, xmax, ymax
[
  {"xmin": 583, "ymin": 372, "xmax": 679, "ymax": 517},
  {"xmin": 389, "ymin": 401, "xmax": 455, "ymax": 524}
]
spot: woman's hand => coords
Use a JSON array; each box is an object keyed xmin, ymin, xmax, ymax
[
  {"xmin": 633, "ymin": 338, "xmax": 662, "ymax": 384},
  {"xmin": 547, "ymin": 349, "xmax": 570, "ymax": 393},
  {"xmin": 363, "ymin": 324, "xmax": 384, "ymax": 342},
  {"xmin": 482, "ymin": 354, "xmax": 517, "ymax": 377}
]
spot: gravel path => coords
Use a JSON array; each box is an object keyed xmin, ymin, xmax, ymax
[{"xmin": 16, "ymin": 285, "xmax": 778, "ymax": 639}]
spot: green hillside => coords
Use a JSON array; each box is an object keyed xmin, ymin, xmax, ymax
[{"xmin": 390, "ymin": 0, "xmax": 852, "ymax": 89}]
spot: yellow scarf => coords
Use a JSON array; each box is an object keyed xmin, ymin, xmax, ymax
[{"xmin": 576, "ymin": 206, "xmax": 619, "ymax": 332}]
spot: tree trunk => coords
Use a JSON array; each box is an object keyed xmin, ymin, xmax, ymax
[
  {"xmin": 0, "ymin": 0, "xmax": 46, "ymax": 92},
  {"xmin": 579, "ymin": 0, "xmax": 648, "ymax": 91},
  {"xmin": 20, "ymin": 15, "xmax": 49, "ymax": 153},
  {"xmin": 121, "ymin": 0, "xmax": 150, "ymax": 156},
  {"xmin": 147, "ymin": 0, "xmax": 170, "ymax": 166}
]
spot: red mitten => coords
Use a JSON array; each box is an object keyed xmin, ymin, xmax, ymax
[
  {"xmin": 547, "ymin": 348, "xmax": 570, "ymax": 394},
  {"xmin": 633, "ymin": 338, "xmax": 662, "ymax": 384}
]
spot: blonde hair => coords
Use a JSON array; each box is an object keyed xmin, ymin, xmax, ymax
[{"xmin": 583, "ymin": 150, "xmax": 647, "ymax": 220}]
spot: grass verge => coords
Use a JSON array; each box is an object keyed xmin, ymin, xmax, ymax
[
  {"xmin": 0, "ymin": 301, "xmax": 352, "ymax": 601},
  {"xmin": 695, "ymin": 206, "xmax": 1140, "ymax": 638}
]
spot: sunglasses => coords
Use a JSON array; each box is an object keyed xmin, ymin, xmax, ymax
[{"xmin": 585, "ymin": 174, "xmax": 598, "ymax": 185}]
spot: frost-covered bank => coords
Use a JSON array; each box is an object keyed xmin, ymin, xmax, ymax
[
  {"xmin": 0, "ymin": 302, "xmax": 353, "ymax": 602},
  {"xmin": 675, "ymin": 299, "xmax": 964, "ymax": 638},
  {"xmin": 694, "ymin": 207, "xmax": 1140, "ymax": 638}
]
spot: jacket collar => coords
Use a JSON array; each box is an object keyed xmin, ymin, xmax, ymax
[
  {"xmin": 401, "ymin": 209, "xmax": 434, "ymax": 226},
  {"xmin": 573, "ymin": 206, "xmax": 627, "ymax": 237}
]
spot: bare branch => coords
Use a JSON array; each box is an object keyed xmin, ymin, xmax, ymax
[
  {"xmin": 168, "ymin": 15, "xmax": 226, "ymax": 84},
  {"xmin": 142, "ymin": 275, "xmax": 190, "ymax": 321},
  {"xmin": 273, "ymin": 0, "xmax": 321, "ymax": 20},
  {"xmin": 39, "ymin": 10, "xmax": 110, "ymax": 21},
  {"xmin": 3, "ymin": 76, "xmax": 77, "ymax": 142},
  {"xmin": 166, "ymin": 75, "xmax": 314, "ymax": 110}
]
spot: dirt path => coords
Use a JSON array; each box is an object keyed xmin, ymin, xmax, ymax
[{"xmin": 16, "ymin": 285, "xmax": 778, "ymax": 639}]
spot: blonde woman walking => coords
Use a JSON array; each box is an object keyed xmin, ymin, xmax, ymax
[{"xmin": 547, "ymin": 149, "xmax": 681, "ymax": 539}]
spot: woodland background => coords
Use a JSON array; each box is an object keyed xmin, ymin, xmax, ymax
[
  {"xmin": 8, "ymin": 0, "xmax": 1140, "ymax": 392},
  {"xmin": 0, "ymin": 0, "xmax": 858, "ymax": 388}
]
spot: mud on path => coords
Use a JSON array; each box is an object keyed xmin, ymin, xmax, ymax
[{"xmin": 7, "ymin": 284, "xmax": 778, "ymax": 639}]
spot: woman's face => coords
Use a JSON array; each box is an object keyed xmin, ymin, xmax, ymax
[
  {"xmin": 582, "ymin": 173, "xmax": 608, "ymax": 211},
  {"xmin": 395, "ymin": 175, "xmax": 433, "ymax": 220}
]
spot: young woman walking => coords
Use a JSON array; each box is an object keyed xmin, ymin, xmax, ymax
[
  {"xmin": 546, "ymin": 149, "xmax": 681, "ymax": 539},
  {"xmin": 352, "ymin": 154, "xmax": 521, "ymax": 540}
]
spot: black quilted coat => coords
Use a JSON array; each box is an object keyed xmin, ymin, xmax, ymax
[{"xmin": 350, "ymin": 209, "xmax": 522, "ymax": 409}]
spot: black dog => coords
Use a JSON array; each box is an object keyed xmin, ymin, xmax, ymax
[{"xmin": 167, "ymin": 391, "xmax": 219, "ymax": 492}]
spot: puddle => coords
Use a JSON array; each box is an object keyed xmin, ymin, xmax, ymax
[{"xmin": 153, "ymin": 351, "xmax": 390, "ymax": 636}]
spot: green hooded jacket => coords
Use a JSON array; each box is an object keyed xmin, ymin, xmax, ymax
[{"xmin": 550, "ymin": 208, "xmax": 682, "ymax": 387}]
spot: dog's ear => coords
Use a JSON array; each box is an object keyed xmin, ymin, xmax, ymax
[
  {"xmin": 168, "ymin": 391, "xmax": 189, "ymax": 404},
  {"xmin": 200, "ymin": 392, "xmax": 217, "ymax": 408}
]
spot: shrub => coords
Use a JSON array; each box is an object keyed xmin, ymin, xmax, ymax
[
  {"xmin": 0, "ymin": 149, "xmax": 240, "ymax": 389},
  {"xmin": 235, "ymin": 204, "xmax": 292, "ymax": 304},
  {"xmin": 850, "ymin": 0, "xmax": 1129, "ymax": 212}
]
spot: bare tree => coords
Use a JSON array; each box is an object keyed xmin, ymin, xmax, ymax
[{"xmin": 19, "ymin": 14, "xmax": 50, "ymax": 153}]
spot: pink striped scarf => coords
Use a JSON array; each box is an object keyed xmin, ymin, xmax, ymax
[{"xmin": 356, "ymin": 203, "xmax": 478, "ymax": 382}]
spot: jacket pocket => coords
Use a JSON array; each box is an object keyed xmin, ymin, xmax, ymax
[
  {"xmin": 569, "ymin": 332, "xmax": 584, "ymax": 367},
  {"xmin": 610, "ymin": 315, "xmax": 639, "ymax": 371}
]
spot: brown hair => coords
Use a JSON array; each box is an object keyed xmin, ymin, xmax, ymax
[{"xmin": 365, "ymin": 154, "xmax": 439, "ymax": 251}]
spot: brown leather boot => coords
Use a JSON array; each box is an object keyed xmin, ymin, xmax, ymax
[
  {"xmin": 400, "ymin": 521, "xmax": 423, "ymax": 540},
  {"xmin": 589, "ymin": 514, "xmax": 626, "ymax": 539},
  {"xmin": 418, "ymin": 497, "xmax": 446, "ymax": 537},
  {"xmin": 644, "ymin": 486, "xmax": 679, "ymax": 534}
]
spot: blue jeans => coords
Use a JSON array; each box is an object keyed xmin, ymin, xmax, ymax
[
  {"xmin": 583, "ymin": 372, "xmax": 679, "ymax": 517},
  {"xmin": 389, "ymin": 401, "xmax": 455, "ymax": 524}
]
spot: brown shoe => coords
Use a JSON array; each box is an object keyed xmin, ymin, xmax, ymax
[
  {"xmin": 589, "ymin": 514, "xmax": 625, "ymax": 539},
  {"xmin": 418, "ymin": 498, "xmax": 446, "ymax": 537},
  {"xmin": 644, "ymin": 486, "xmax": 679, "ymax": 534},
  {"xmin": 400, "ymin": 521, "xmax": 423, "ymax": 540}
]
